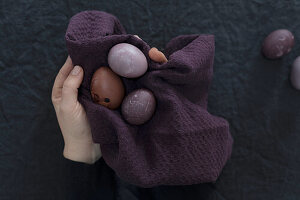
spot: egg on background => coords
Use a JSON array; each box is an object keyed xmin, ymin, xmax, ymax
[
  {"xmin": 108, "ymin": 43, "xmax": 148, "ymax": 78},
  {"xmin": 262, "ymin": 29, "xmax": 294, "ymax": 59},
  {"xmin": 90, "ymin": 67, "xmax": 125, "ymax": 109},
  {"xmin": 291, "ymin": 56, "xmax": 300, "ymax": 90},
  {"xmin": 121, "ymin": 89, "xmax": 156, "ymax": 125}
]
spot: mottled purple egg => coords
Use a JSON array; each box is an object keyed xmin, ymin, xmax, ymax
[
  {"xmin": 291, "ymin": 56, "xmax": 300, "ymax": 90},
  {"xmin": 262, "ymin": 29, "xmax": 294, "ymax": 59},
  {"xmin": 121, "ymin": 89, "xmax": 156, "ymax": 125},
  {"xmin": 108, "ymin": 43, "xmax": 148, "ymax": 78}
]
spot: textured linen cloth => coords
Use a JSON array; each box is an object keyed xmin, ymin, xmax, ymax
[{"xmin": 65, "ymin": 10, "xmax": 233, "ymax": 187}]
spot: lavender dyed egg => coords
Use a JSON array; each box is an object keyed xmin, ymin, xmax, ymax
[
  {"xmin": 108, "ymin": 43, "xmax": 148, "ymax": 78},
  {"xmin": 121, "ymin": 89, "xmax": 156, "ymax": 125},
  {"xmin": 291, "ymin": 56, "xmax": 300, "ymax": 90},
  {"xmin": 262, "ymin": 29, "xmax": 294, "ymax": 59}
]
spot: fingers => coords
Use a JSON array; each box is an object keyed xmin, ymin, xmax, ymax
[
  {"xmin": 134, "ymin": 35, "xmax": 168, "ymax": 63},
  {"xmin": 61, "ymin": 65, "xmax": 84, "ymax": 110},
  {"xmin": 52, "ymin": 56, "xmax": 73, "ymax": 103},
  {"xmin": 149, "ymin": 47, "xmax": 168, "ymax": 63}
]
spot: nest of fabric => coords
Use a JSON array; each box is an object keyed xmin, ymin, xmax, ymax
[{"xmin": 65, "ymin": 10, "xmax": 233, "ymax": 187}]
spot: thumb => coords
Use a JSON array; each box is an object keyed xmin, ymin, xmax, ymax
[{"xmin": 61, "ymin": 65, "xmax": 84, "ymax": 110}]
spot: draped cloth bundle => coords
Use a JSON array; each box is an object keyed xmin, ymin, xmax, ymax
[{"xmin": 65, "ymin": 10, "xmax": 233, "ymax": 187}]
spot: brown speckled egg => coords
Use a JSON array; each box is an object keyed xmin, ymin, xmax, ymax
[
  {"xmin": 121, "ymin": 89, "xmax": 156, "ymax": 125},
  {"xmin": 90, "ymin": 67, "xmax": 125, "ymax": 109},
  {"xmin": 262, "ymin": 29, "xmax": 294, "ymax": 59}
]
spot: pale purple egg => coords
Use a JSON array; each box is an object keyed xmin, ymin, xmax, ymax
[
  {"xmin": 291, "ymin": 56, "xmax": 300, "ymax": 90},
  {"xmin": 108, "ymin": 43, "xmax": 148, "ymax": 78},
  {"xmin": 121, "ymin": 89, "xmax": 156, "ymax": 125},
  {"xmin": 262, "ymin": 29, "xmax": 294, "ymax": 59}
]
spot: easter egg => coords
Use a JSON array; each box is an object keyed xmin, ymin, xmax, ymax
[
  {"xmin": 121, "ymin": 89, "xmax": 156, "ymax": 125},
  {"xmin": 108, "ymin": 43, "xmax": 148, "ymax": 78},
  {"xmin": 262, "ymin": 29, "xmax": 294, "ymax": 59},
  {"xmin": 90, "ymin": 67, "xmax": 125, "ymax": 109},
  {"xmin": 291, "ymin": 56, "xmax": 300, "ymax": 90}
]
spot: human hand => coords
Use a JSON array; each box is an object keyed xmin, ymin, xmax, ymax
[
  {"xmin": 134, "ymin": 35, "xmax": 168, "ymax": 63},
  {"xmin": 51, "ymin": 56, "xmax": 101, "ymax": 164}
]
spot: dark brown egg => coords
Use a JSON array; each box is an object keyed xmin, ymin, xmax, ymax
[
  {"xmin": 90, "ymin": 67, "xmax": 125, "ymax": 109},
  {"xmin": 121, "ymin": 89, "xmax": 156, "ymax": 125}
]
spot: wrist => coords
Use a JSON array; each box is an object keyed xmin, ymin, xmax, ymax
[{"xmin": 63, "ymin": 141, "xmax": 101, "ymax": 164}]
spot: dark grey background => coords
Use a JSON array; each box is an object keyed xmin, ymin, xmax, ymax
[{"xmin": 1, "ymin": 0, "xmax": 300, "ymax": 199}]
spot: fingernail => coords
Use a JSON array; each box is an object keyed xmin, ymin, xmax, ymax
[{"xmin": 71, "ymin": 66, "xmax": 81, "ymax": 75}]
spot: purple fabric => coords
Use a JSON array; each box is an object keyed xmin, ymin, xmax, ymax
[{"xmin": 65, "ymin": 10, "xmax": 233, "ymax": 187}]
